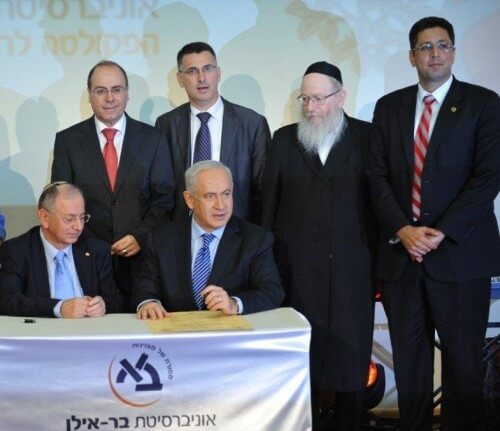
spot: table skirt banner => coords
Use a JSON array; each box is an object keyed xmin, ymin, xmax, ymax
[{"xmin": 0, "ymin": 310, "xmax": 311, "ymax": 431}]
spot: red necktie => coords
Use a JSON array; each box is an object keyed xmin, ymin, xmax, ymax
[
  {"xmin": 412, "ymin": 95, "xmax": 436, "ymax": 220},
  {"xmin": 102, "ymin": 128, "xmax": 118, "ymax": 191}
]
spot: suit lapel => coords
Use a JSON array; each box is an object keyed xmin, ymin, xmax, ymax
[
  {"xmin": 72, "ymin": 237, "xmax": 95, "ymax": 296},
  {"xmin": 399, "ymin": 88, "xmax": 418, "ymax": 174},
  {"xmin": 80, "ymin": 118, "xmax": 112, "ymax": 192},
  {"xmin": 174, "ymin": 219, "xmax": 197, "ymax": 308},
  {"xmin": 115, "ymin": 115, "xmax": 142, "ymax": 195},
  {"xmin": 208, "ymin": 217, "xmax": 240, "ymax": 285},
  {"xmin": 30, "ymin": 229, "xmax": 51, "ymax": 298},
  {"xmin": 295, "ymin": 134, "xmax": 331, "ymax": 187},
  {"xmin": 178, "ymin": 104, "xmax": 191, "ymax": 169},
  {"xmin": 220, "ymin": 99, "xmax": 238, "ymax": 165},
  {"xmin": 425, "ymin": 78, "xmax": 462, "ymax": 160}
]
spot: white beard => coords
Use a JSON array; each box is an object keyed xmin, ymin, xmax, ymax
[{"xmin": 297, "ymin": 110, "xmax": 346, "ymax": 156}]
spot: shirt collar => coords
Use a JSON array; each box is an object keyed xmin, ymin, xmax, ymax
[
  {"xmin": 94, "ymin": 113, "xmax": 126, "ymax": 135},
  {"xmin": 190, "ymin": 96, "xmax": 223, "ymax": 122},
  {"xmin": 191, "ymin": 216, "xmax": 226, "ymax": 241},
  {"xmin": 417, "ymin": 75, "xmax": 453, "ymax": 105},
  {"xmin": 39, "ymin": 228, "xmax": 73, "ymax": 261}
]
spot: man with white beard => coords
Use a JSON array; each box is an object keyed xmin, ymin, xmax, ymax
[{"xmin": 262, "ymin": 62, "xmax": 377, "ymax": 431}]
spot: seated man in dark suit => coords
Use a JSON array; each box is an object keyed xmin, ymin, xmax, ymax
[
  {"xmin": 132, "ymin": 160, "xmax": 284, "ymax": 319},
  {"xmin": 0, "ymin": 182, "xmax": 123, "ymax": 318}
]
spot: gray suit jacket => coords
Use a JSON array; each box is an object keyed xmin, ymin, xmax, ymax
[{"xmin": 155, "ymin": 98, "xmax": 271, "ymax": 222}]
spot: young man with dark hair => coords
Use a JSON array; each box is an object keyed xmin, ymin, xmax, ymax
[
  {"xmin": 156, "ymin": 42, "xmax": 271, "ymax": 223},
  {"xmin": 368, "ymin": 16, "xmax": 500, "ymax": 431}
]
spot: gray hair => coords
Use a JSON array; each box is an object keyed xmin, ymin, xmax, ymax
[
  {"xmin": 184, "ymin": 160, "xmax": 233, "ymax": 194},
  {"xmin": 38, "ymin": 182, "xmax": 84, "ymax": 211},
  {"xmin": 328, "ymin": 77, "xmax": 343, "ymax": 92}
]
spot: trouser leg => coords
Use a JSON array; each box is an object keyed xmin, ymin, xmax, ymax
[
  {"xmin": 426, "ymin": 277, "xmax": 490, "ymax": 431},
  {"xmin": 382, "ymin": 263, "xmax": 434, "ymax": 431}
]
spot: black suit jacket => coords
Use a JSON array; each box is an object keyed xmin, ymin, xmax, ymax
[
  {"xmin": 261, "ymin": 116, "xmax": 376, "ymax": 391},
  {"xmin": 51, "ymin": 114, "xmax": 175, "ymax": 247},
  {"xmin": 131, "ymin": 216, "xmax": 284, "ymax": 314},
  {"xmin": 155, "ymin": 98, "xmax": 271, "ymax": 222},
  {"xmin": 368, "ymin": 77, "xmax": 500, "ymax": 281},
  {"xmin": 0, "ymin": 227, "xmax": 123, "ymax": 317}
]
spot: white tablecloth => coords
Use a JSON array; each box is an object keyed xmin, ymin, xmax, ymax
[{"xmin": 0, "ymin": 307, "xmax": 311, "ymax": 431}]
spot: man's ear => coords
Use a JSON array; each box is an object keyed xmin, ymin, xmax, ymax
[
  {"xmin": 177, "ymin": 72, "xmax": 185, "ymax": 89},
  {"xmin": 38, "ymin": 208, "xmax": 49, "ymax": 228},
  {"xmin": 409, "ymin": 50, "xmax": 416, "ymax": 68},
  {"xmin": 183, "ymin": 191, "xmax": 194, "ymax": 210}
]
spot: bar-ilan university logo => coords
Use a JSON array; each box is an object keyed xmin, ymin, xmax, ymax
[{"xmin": 108, "ymin": 343, "xmax": 174, "ymax": 407}]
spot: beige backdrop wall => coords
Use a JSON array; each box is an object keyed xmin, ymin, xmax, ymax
[
  {"xmin": 1, "ymin": 0, "xmax": 499, "ymax": 410},
  {"xmin": 1, "ymin": 0, "xmax": 499, "ymax": 238}
]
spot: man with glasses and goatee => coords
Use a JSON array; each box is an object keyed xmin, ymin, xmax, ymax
[{"xmin": 0, "ymin": 182, "xmax": 123, "ymax": 318}]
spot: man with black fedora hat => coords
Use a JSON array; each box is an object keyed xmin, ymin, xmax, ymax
[{"xmin": 262, "ymin": 62, "xmax": 377, "ymax": 430}]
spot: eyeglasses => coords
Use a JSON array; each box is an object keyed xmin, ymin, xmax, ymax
[
  {"xmin": 181, "ymin": 64, "xmax": 218, "ymax": 76},
  {"xmin": 412, "ymin": 42, "xmax": 455, "ymax": 53},
  {"xmin": 297, "ymin": 89, "xmax": 341, "ymax": 105},
  {"xmin": 89, "ymin": 86, "xmax": 128, "ymax": 97},
  {"xmin": 48, "ymin": 211, "xmax": 91, "ymax": 226}
]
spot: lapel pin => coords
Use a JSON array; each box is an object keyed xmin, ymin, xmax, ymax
[
  {"xmin": 85, "ymin": 252, "xmax": 90, "ymax": 256},
  {"xmin": 451, "ymin": 106, "xmax": 457, "ymax": 113}
]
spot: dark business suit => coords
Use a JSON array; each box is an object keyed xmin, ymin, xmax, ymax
[
  {"xmin": 131, "ymin": 216, "xmax": 284, "ymax": 314},
  {"xmin": 51, "ymin": 114, "xmax": 175, "ymax": 301},
  {"xmin": 261, "ymin": 117, "xmax": 377, "ymax": 428},
  {"xmin": 368, "ymin": 77, "xmax": 500, "ymax": 430},
  {"xmin": 155, "ymin": 98, "xmax": 271, "ymax": 222},
  {"xmin": 0, "ymin": 227, "xmax": 123, "ymax": 317}
]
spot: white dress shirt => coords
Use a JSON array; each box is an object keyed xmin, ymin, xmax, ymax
[
  {"xmin": 189, "ymin": 96, "xmax": 224, "ymax": 164},
  {"xmin": 94, "ymin": 114, "xmax": 127, "ymax": 162}
]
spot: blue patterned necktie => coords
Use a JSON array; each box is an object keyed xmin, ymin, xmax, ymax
[
  {"xmin": 193, "ymin": 112, "xmax": 212, "ymax": 163},
  {"xmin": 192, "ymin": 233, "xmax": 216, "ymax": 309},
  {"xmin": 54, "ymin": 251, "xmax": 74, "ymax": 300}
]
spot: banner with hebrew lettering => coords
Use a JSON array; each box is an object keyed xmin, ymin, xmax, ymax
[{"xmin": 0, "ymin": 325, "xmax": 311, "ymax": 431}]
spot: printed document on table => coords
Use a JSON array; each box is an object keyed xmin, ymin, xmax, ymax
[{"xmin": 146, "ymin": 311, "xmax": 253, "ymax": 333}]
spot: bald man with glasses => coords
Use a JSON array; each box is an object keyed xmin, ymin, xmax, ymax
[
  {"xmin": 51, "ymin": 60, "xmax": 175, "ymax": 309},
  {"xmin": 0, "ymin": 182, "xmax": 123, "ymax": 318}
]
